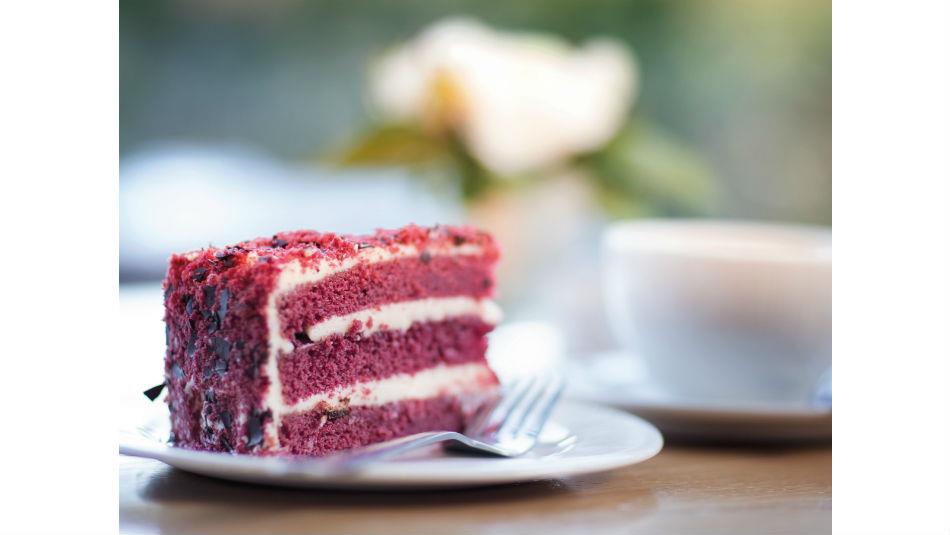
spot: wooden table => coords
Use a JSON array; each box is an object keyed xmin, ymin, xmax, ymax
[{"xmin": 120, "ymin": 445, "xmax": 830, "ymax": 535}]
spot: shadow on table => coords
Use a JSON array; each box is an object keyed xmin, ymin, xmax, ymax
[
  {"xmin": 126, "ymin": 462, "xmax": 661, "ymax": 535},
  {"xmin": 128, "ymin": 468, "xmax": 657, "ymax": 535},
  {"xmin": 139, "ymin": 465, "xmax": 611, "ymax": 507}
]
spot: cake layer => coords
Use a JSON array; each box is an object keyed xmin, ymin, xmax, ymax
[
  {"xmin": 283, "ymin": 361, "xmax": 498, "ymax": 414},
  {"xmin": 278, "ymin": 392, "xmax": 498, "ymax": 456},
  {"xmin": 277, "ymin": 253, "xmax": 495, "ymax": 342},
  {"xmin": 280, "ymin": 316, "xmax": 496, "ymax": 405},
  {"xmin": 303, "ymin": 296, "xmax": 501, "ymax": 342}
]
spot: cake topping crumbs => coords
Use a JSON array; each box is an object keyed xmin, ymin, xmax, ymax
[
  {"xmin": 302, "ymin": 247, "xmax": 325, "ymax": 257},
  {"xmin": 192, "ymin": 267, "xmax": 208, "ymax": 282},
  {"xmin": 143, "ymin": 382, "xmax": 165, "ymax": 401},
  {"xmin": 420, "ymin": 250, "xmax": 432, "ymax": 264},
  {"xmin": 272, "ymin": 236, "xmax": 289, "ymax": 248}
]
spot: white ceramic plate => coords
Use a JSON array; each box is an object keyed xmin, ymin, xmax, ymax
[
  {"xmin": 119, "ymin": 399, "xmax": 663, "ymax": 490},
  {"xmin": 566, "ymin": 353, "xmax": 832, "ymax": 443}
]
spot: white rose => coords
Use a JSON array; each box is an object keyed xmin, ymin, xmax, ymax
[{"xmin": 370, "ymin": 18, "xmax": 637, "ymax": 175}]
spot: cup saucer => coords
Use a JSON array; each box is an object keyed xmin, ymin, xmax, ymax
[{"xmin": 565, "ymin": 351, "xmax": 831, "ymax": 443}]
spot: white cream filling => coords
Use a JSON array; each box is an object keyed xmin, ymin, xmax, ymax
[
  {"xmin": 266, "ymin": 243, "xmax": 484, "ymax": 356},
  {"xmin": 285, "ymin": 362, "xmax": 497, "ymax": 414},
  {"xmin": 260, "ymin": 243, "xmax": 487, "ymax": 446},
  {"xmin": 305, "ymin": 296, "xmax": 502, "ymax": 342}
]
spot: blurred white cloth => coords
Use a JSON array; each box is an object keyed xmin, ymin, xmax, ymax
[{"xmin": 120, "ymin": 143, "xmax": 460, "ymax": 280}]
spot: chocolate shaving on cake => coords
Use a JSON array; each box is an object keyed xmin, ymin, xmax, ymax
[
  {"xmin": 214, "ymin": 250, "xmax": 236, "ymax": 268},
  {"xmin": 212, "ymin": 337, "xmax": 230, "ymax": 376},
  {"xmin": 143, "ymin": 382, "xmax": 166, "ymax": 401},
  {"xmin": 202, "ymin": 285, "xmax": 216, "ymax": 304},
  {"xmin": 186, "ymin": 331, "xmax": 197, "ymax": 357},
  {"xmin": 246, "ymin": 410, "xmax": 269, "ymax": 447},
  {"xmin": 326, "ymin": 407, "xmax": 351, "ymax": 421},
  {"xmin": 213, "ymin": 337, "xmax": 230, "ymax": 358},
  {"xmin": 192, "ymin": 267, "xmax": 208, "ymax": 282},
  {"xmin": 217, "ymin": 288, "xmax": 230, "ymax": 324}
]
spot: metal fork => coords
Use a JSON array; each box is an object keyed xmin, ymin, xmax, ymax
[{"xmin": 321, "ymin": 374, "xmax": 564, "ymax": 472}]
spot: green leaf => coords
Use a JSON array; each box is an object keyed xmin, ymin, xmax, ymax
[
  {"xmin": 581, "ymin": 120, "xmax": 717, "ymax": 218},
  {"xmin": 333, "ymin": 124, "xmax": 448, "ymax": 166}
]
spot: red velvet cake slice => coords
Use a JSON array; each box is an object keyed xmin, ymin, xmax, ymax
[{"xmin": 162, "ymin": 224, "xmax": 501, "ymax": 455}]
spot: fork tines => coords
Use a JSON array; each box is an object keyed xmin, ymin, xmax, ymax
[{"xmin": 467, "ymin": 374, "xmax": 564, "ymax": 441}]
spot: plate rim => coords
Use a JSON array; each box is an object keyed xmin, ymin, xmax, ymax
[
  {"xmin": 120, "ymin": 399, "xmax": 664, "ymax": 489},
  {"xmin": 567, "ymin": 388, "xmax": 833, "ymax": 421}
]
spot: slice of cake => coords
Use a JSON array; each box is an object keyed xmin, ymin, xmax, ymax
[{"xmin": 161, "ymin": 224, "xmax": 501, "ymax": 455}]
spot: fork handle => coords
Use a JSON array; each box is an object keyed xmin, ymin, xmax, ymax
[{"xmin": 324, "ymin": 431, "xmax": 464, "ymax": 473}]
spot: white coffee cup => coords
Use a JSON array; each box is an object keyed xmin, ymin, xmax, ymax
[{"xmin": 602, "ymin": 219, "xmax": 831, "ymax": 405}]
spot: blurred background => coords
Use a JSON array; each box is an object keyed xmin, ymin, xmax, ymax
[{"xmin": 120, "ymin": 0, "xmax": 830, "ymax": 367}]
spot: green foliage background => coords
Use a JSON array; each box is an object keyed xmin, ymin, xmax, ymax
[{"xmin": 121, "ymin": 0, "xmax": 830, "ymax": 224}]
